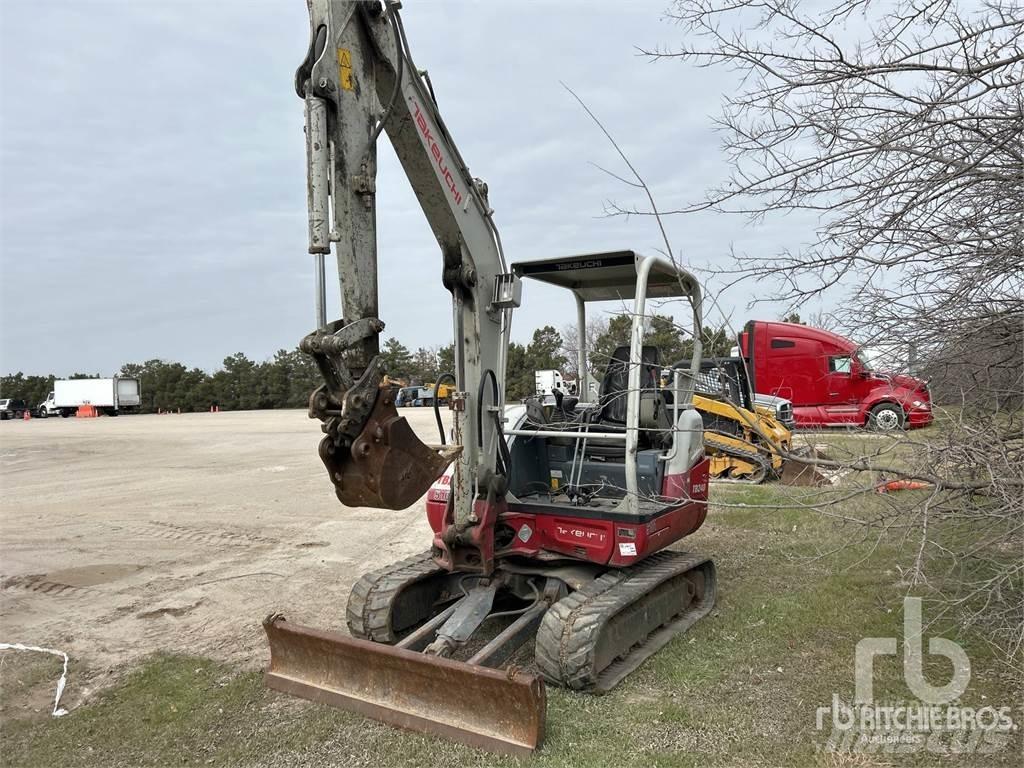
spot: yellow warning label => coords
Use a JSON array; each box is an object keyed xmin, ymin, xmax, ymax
[{"xmin": 337, "ymin": 48, "xmax": 353, "ymax": 91}]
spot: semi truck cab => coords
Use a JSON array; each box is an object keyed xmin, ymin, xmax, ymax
[{"xmin": 738, "ymin": 320, "xmax": 932, "ymax": 430}]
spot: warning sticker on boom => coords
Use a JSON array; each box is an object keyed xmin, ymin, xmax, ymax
[{"xmin": 337, "ymin": 48, "xmax": 353, "ymax": 91}]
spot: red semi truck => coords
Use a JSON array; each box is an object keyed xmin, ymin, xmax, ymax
[{"xmin": 737, "ymin": 321, "xmax": 933, "ymax": 430}]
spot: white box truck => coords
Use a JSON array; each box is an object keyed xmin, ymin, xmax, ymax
[
  {"xmin": 534, "ymin": 370, "xmax": 566, "ymax": 398},
  {"xmin": 37, "ymin": 377, "xmax": 141, "ymax": 417}
]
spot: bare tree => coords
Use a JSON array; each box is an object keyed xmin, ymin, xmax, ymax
[
  {"xmin": 560, "ymin": 317, "xmax": 610, "ymax": 378},
  {"xmin": 611, "ymin": 0, "xmax": 1024, "ymax": 653}
]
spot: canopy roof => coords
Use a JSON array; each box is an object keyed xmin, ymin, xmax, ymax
[{"xmin": 512, "ymin": 250, "xmax": 696, "ymax": 302}]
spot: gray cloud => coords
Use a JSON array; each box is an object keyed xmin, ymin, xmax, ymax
[{"xmin": 1, "ymin": 0, "xmax": 816, "ymax": 376}]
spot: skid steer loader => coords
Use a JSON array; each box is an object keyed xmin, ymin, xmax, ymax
[
  {"xmin": 668, "ymin": 357, "xmax": 826, "ymax": 485},
  {"xmin": 698, "ymin": 357, "xmax": 827, "ymax": 485},
  {"xmin": 264, "ymin": 1, "xmax": 717, "ymax": 755}
]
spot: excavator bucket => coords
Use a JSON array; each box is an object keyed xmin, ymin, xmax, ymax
[
  {"xmin": 263, "ymin": 616, "xmax": 546, "ymax": 756},
  {"xmin": 317, "ymin": 389, "xmax": 462, "ymax": 510}
]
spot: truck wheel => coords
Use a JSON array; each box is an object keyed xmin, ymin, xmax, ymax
[
  {"xmin": 37, "ymin": 408, "xmax": 48, "ymax": 419},
  {"xmin": 868, "ymin": 403, "xmax": 905, "ymax": 431}
]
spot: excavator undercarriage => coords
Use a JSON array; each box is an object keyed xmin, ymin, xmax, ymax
[{"xmin": 266, "ymin": 550, "xmax": 716, "ymax": 754}]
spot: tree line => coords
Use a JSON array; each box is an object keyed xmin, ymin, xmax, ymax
[
  {"xmin": 362, "ymin": 316, "xmax": 734, "ymax": 401},
  {"xmin": 1, "ymin": 316, "xmax": 735, "ymax": 411}
]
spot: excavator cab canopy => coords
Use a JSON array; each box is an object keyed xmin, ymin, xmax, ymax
[
  {"xmin": 507, "ymin": 249, "xmax": 706, "ymax": 519},
  {"xmin": 512, "ymin": 250, "xmax": 699, "ymax": 302}
]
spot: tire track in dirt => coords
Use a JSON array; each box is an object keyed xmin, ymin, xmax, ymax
[
  {"xmin": 109, "ymin": 521, "xmax": 279, "ymax": 549},
  {"xmin": 0, "ymin": 574, "xmax": 102, "ymax": 599}
]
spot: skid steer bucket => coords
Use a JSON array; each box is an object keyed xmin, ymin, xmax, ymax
[
  {"xmin": 263, "ymin": 616, "xmax": 546, "ymax": 756},
  {"xmin": 779, "ymin": 447, "xmax": 830, "ymax": 486}
]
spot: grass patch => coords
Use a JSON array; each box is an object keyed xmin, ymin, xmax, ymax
[{"xmin": 0, "ymin": 651, "xmax": 67, "ymax": 721}]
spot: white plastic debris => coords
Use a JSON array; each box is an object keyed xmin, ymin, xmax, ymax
[{"xmin": 0, "ymin": 642, "xmax": 70, "ymax": 716}]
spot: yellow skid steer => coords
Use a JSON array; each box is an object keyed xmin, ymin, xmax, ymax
[{"xmin": 670, "ymin": 358, "xmax": 827, "ymax": 485}]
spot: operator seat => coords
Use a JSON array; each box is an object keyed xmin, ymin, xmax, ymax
[{"xmin": 594, "ymin": 345, "xmax": 671, "ymax": 447}]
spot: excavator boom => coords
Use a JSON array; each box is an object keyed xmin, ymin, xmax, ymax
[
  {"xmin": 294, "ymin": 0, "xmax": 513, "ymax": 519},
  {"xmin": 265, "ymin": 0, "xmax": 533, "ymax": 749}
]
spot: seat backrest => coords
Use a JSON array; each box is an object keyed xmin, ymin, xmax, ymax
[{"xmin": 598, "ymin": 345, "xmax": 660, "ymax": 424}]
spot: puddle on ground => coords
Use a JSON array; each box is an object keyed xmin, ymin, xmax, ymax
[{"xmin": 41, "ymin": 563, "xmax": 144, "ymax": 587}]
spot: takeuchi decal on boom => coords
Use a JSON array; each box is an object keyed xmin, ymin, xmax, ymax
[{"xmin": 412, "ymin": 100, "xmax": 464, "ymax": 207}]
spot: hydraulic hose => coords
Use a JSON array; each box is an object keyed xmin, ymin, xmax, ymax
[
  {"xmin": 477, "ymin": 369, "xmax": 511, "ymax": 476},
  {"xmin": 477, "ymin": 369, "xmax": 499, "ymax": 449},
  {"xmin": 433, "ymin": 372, "xmax": 456, "ymax": 445}
]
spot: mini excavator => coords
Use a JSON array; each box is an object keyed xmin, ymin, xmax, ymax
[{"xmin": 263, "ymin": 1, "xmax": 717, "ymax": 754}]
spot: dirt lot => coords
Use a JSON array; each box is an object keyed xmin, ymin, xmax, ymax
[{"xmin": 0, "ymin": 409, "xmax": 450, "ymax": 702}]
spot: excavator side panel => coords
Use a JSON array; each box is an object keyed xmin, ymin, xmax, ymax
[{"xmin": 263, "ymin": 616, "xmax": 545, "ymax": 756}]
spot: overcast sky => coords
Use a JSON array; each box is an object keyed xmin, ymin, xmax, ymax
[{"xmin": 0, "ymin": 0, "xmax": 821, "ymax": 377}]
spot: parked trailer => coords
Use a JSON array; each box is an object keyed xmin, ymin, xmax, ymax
[
  {"xmin": 37, "ymin": 378, "xmax": 141, "ymax": 418},
  {"xmin": 396, "ymin": 384, "xmax": 453, "ymax": 407}
]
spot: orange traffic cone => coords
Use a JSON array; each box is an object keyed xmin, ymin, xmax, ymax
[
  {"xmin": 77, "ymin": 405, "xmax": 98, "ymax": 418},
  {"xmin": 23, "ymin": 409, "xmax": 30, "ymax": 421},
  {"xmin": 877, "ymin": 479, "xmax": 933, "ymax": 493}
]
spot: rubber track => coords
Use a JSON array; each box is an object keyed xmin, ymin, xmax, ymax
[
  {"xmin": 535, "ymin": 550, "xmax": 716, "ymax": 691},
  {"xmin": 705, "ymin": 432, "xmax": 775, "ymax": 484},
  {"xmin": 345, "ymin": 551, "xmax": 442, "ymax": 643}
]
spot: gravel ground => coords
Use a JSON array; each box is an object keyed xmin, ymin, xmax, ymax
[{"xmin": 0, "ymin": 408, "xmax": 450, "ymax": 705}]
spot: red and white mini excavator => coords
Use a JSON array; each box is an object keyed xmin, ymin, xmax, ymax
[{"xmin": 263, "ymin": 0, "xmax": 716, "ymax": 755}]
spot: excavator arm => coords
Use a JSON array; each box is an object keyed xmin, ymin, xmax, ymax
[
  {"xmin": 295, "ymin": 0, "xmax": 518, "ymax": 521},
  {"xmin": 264, "ymin": 5, "xmax": 547, "ymax": 752}
]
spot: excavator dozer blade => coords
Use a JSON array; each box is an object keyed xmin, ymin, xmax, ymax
[{"xmin": 263, "ymin": 616, "xmax": 546, "ymax": 756}]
